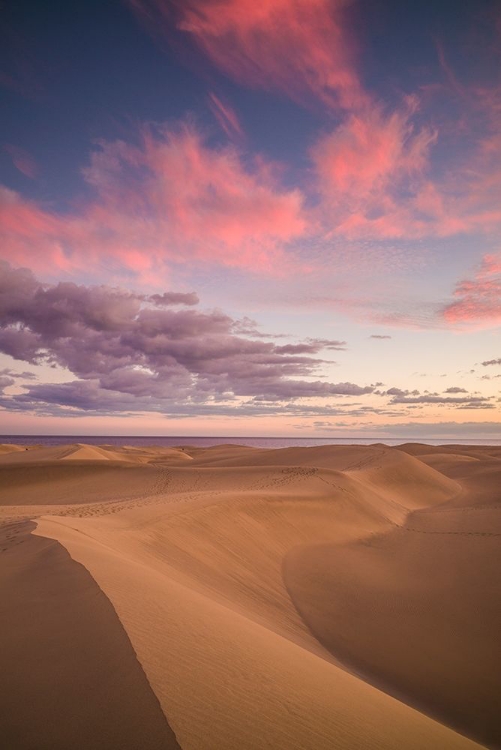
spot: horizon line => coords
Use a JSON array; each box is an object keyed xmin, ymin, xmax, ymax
[{"xmin": 1, "ymin": 434, "xmax": 498, "ymax": 442}]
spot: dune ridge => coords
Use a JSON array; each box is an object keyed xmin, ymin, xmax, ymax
[
  {"xmin": 1, "ymin": 442, "xmax": 498, "ymax": 748},
  {"xmin": 0, "ymin": 520, "xmax": 180, "ymax": 749}
]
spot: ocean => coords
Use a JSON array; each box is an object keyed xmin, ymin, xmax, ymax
[{"xmin": 1, "ymin": 435, "xmax": 500, "ymax": 448}]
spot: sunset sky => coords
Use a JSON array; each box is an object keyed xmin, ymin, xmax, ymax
[{"xmin": 1, "ymin": 0, "xmax": 500, "ymax": 437}]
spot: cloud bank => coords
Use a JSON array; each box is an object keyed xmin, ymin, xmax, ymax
[{"xmin": 0, "ymin": 262, "xmax": 374, "ymax": 416}]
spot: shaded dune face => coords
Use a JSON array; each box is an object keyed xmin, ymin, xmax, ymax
[
  {"xmin": 284, "ymin": 446, "xmax": 501, "ymax": 749},
  {"xmin": 0, "ymin": 521, "xmax": 180, "ymax": 750},
  {"xmin": 1, "ymin": 443, "xmax": 497, "ymax": 749},
  {"xmin": 284, "ymin": 530, "xmax": 501, "ymax": 749}
]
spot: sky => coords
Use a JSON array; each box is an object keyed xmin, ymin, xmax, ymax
[{"xmin": 0, "ymin": 0, "xmax": 500, "ymax": 438}]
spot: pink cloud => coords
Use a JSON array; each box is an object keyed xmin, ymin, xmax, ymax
[
  {"xmin": 0, "ymin": 187, "xmax": 72, "ymax": 273},
  {"xmin": 0, "ymin": 123, "xmax": 306, "ymax": 279},
  {"xmin": 132, "ymin": 0, "xmax": 366, "ymax": 111},
  {"xmin": 127, "ymin": 0, "xmax": 501, "ymax": 250},
  {"xmin": 313, "ymin": 97, "xmax": 436, "ymax": 205},
  {"xmin": 311, "ymin": 98, "xmax": 442, "ymax": 239},
  {"xmin": 312, "ymin": 92, "xmax": 501, "ymax": 241},
  {"xmin": 4, "ymin": 144, "xmax": 38, "ymax": 179},
  {"xmin": 208, "ymin": 92, "xmax": 244, "ymax": 141},
  {"xmin": 443, "ymin": 253, "xmax": 501, "ymax": 327}
]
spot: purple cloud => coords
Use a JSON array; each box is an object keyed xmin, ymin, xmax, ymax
[
  {"xmin": 376, "ymin": 385, "xmax": 492, "ymax": 408},
  {"xmin": 275, "ymin": 338, "xmax": 346, "ymax": 355},
  {"xmin": 0, "ymin": 374, "xmax": 15, "ymax": 392},
  {"xmin": 389, "ymin": 394, "xmax": 490, "ymax": 406},
  {"xmin": 0, "ymin": 367, "xmax": 37, "ymax": 380},
  {"xmin": 0, "ymin": 262, "xmax": 371, "ymax": 415},
  {"xmin": 149, "ymin": 291, "xmax": 199, "ymax": 306}
]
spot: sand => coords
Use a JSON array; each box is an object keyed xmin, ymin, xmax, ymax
[
  {"xmin": 0, "ymin": 520, "xmax": 180, "ymax": 750},
  {"xmin": 0, "ymin": 442, "xmax": 499, "ymax": 749}
]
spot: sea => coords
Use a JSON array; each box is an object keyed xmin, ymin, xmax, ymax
[{"xmin": 1, "ymin": 435, "xmax": 500, "ymax": 448}]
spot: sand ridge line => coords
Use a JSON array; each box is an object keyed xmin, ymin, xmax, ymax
[
  {"xmin": 421, "ymin": 504, "xmax": 501, "ymax": 513},
  {"xmin": 385, "ymin": 512, "xmax": 501, "ymax": 537}
]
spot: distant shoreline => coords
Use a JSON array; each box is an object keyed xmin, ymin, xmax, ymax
[{"xmin": 1, "ymin": 435, "xmax": 500, "ymax": 448}]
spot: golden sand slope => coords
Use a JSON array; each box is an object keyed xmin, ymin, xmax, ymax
[
  {"xmin": 0, "ymin": 443, "xmax": 25, "ymax": 455},
  {"xmin": 1, "ymin": 443, "xmax": 498, "ymax": 749},
  {"xmin": 0, "ymin": 443, "xmax": 189, "ymax": 509}
]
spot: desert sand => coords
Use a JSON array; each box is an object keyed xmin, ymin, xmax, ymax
[{"xmin": 1, "ymin": 442, "xmax": 499, "ymax": 749}]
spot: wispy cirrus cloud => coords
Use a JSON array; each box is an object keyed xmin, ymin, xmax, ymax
[
  {"xmin": 208, "ymin": 92, "xmax": 244, "ymax": 141},
  {"xmin": 132, "ymin": 0, "xmax": 367, "ymax": 112},
  {"xmin": 312, "ymin": 96, "xmax": 501, "ymax": 241},
  {"xmin": 312, "ymin": 97, "xmax": 436, "ymax": 212},
  {"xmin": 376, "ymin": 386, "xmax": 493, "ymax": 409},
  {"xmin": 442, "ymin": 253, "xmax": 501, "ymax": 327},
  {"xmin": 0, "ymin": 123, "xmax": 306, "ymax": 279},
  {"xmin": 0, "ymin": 186, "xmax": 73, "ymax": 273},
  {"xmin": 129, "ymin": 0, "xmax": 501, "ymax": 251},
  {"xmin": 4, "ymin": 144, "xmax": 38, "ymax": 179},
  {"xmin": 81, "ymin": 122, "xmax": 306, "ymax": 275}
]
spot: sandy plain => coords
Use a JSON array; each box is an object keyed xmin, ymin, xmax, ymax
[{"xmin": 0, "ymin": 441, "xmax": 499, "ymax": 749}]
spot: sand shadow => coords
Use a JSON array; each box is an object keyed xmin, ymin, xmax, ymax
[{"xmin": 283, "ymin": 524, "xmax": 501, "ymax": 750}]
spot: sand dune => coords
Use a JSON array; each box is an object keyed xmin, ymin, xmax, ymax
[
  {"xmin": 0, "ymin": 442, "xmax": 192, "ymax": 465},
  {"xmin": 0, "ymin": 520, "xmax": 180, "ymax": 749},
  {"xmin": 285, "ymin": 523, "xmax": 501, "ymax": 748},
  {"xmin": 1, "ymin": 442, "xmax": 498, "ymax": 749},
  {"xmin": 398, "ymin": 444, "xmax": 501, "ymax": 511},
  {"xmin": 0, "ymin": 444, "xmax": 25, "ymax": 455}
]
